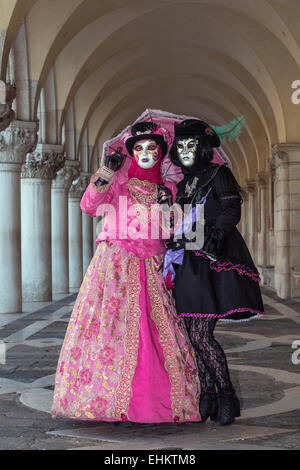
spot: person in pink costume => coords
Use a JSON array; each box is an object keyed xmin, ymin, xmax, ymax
[{"xmin": 52, "ymin": 121, "xmax": 201, "ymax": 423}]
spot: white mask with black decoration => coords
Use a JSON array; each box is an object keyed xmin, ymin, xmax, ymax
[{"xmin": 176, "ymin": 138, "xmax": 199, "ymax": 167}]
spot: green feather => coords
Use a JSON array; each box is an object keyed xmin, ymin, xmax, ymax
[{"xmin": 212, "ymin": 115, "xmax": 246, "ymax": 144}]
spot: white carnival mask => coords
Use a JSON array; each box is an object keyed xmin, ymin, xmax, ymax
[
  {"xmin": 133, "ymin": 139, "xmax": 160, "ymax": 169},
  {"xmin": 176, "ymin": 138, "xmax": 199, "ymax": 167}
]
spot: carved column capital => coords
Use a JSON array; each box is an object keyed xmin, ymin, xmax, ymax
[
  {"xmin": 21, "ymin": 144, "xmax": 66, "ymax": 179},
  {"xmin": 271, "ymin": 145, "xmax": 289, "ymax": 169},
  {"xmin": 0, "ymin": 120, "xmax": 39, "ymax": 168},
  {"xmin": 80, "ymin": 171, "xmax": 92, "ymax": 181},
  {"xmin": 270, "ymin": 142, "xmax": 300, "ymax": 167},
  {"xmin": 245, "ymin": 179, "xmax": 257, "ymax": 195},
  {"xmin": 256, "ymin": 172, "xmax": 269, "ymax": 188},
  {"xmin": 69, "ymin": 173, "xmax": 90, "ymax": 199},
  {"xmin": 52, "ymin": 160, "xmax": 80, "ymax": 190},
  {"xmin": 0, "ymin": 81, "xmax": 16, "ymax": 131}
]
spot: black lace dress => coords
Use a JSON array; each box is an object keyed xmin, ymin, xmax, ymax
[{"xmin": 172, "ymin": 163, "xmax": 264, "ymax": 322}]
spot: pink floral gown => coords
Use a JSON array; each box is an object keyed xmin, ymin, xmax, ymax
[{"xmin": 52, "ymin": 170, "xmax": 201, "ymax": 423}]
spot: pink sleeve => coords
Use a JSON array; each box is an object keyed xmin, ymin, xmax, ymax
[{"xmin": 80, "ymin": 176, "xmax": 116, "ymax": 217}]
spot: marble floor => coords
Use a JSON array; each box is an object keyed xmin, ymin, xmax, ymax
[{"xmin": 0, "ymin": 288, "xmax": 300, "ymax": 450}]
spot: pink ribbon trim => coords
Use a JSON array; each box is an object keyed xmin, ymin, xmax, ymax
[
  {"xmin": 194, "ymin": 251, "xmax": 261, "ymax": 283},
  {"xmin": 179, "ymin": 308, "xmax": 264, "ymax": 319}
]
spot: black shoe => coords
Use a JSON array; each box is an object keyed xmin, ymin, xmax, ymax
[
  {"xmin": 199, "ymin": 391, "xmax": 218, "ymax": 423},
  {"xmin": 214, "ymin": 390, "xmax": 240, "ymax": 426}
]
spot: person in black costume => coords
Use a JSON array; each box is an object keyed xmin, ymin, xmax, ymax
[{"xmin": 168, "ymin": 119, "xmax": 264, "ymax": 426}]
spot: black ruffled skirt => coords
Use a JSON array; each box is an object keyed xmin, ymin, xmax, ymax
[{"xmin": 173, "ymin": 228, "xmax": 264, "ymax": 322}]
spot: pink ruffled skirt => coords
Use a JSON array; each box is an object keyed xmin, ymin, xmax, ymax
[{"xmin": 52, "ymin": 241, "xmax": 201, "ymax": 423}]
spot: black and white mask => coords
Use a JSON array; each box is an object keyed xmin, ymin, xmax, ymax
[{"xmin": 176, "ymin": 138, "xmax": 199, "ymax": 167}]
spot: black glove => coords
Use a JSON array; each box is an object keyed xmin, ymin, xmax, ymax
[
  {"xmin": 157, "ymin": 184, "xmax": 173, "ymax": 206},
  {"xmin": 202, "ymin": 224, "xmax": 225, "ymax": 259},
  {"xmin": 165, "ymin": 238, "xmax": 185, "ymax": 251},
  {"xmin": 94, "ymin": 148, "xmax": 126, "ymax": 187},
  {"xmin": 104, "ymin": 147, "xmax": 126, "ymax": 172}
]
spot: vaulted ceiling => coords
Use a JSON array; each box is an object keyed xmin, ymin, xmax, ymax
[{"xmin": 1, "ymin": 0, "xmax": 300, "ymax": 182}]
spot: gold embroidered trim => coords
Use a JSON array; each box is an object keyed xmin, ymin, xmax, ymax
[
  {"xmin": 91, "ymin": 171, "xmax": 114, "ymax": 193},
  {"xmin": 114, "ymin": 256, "xmax": 141, "ymax": 419},
  {"xmin": 128, "ymin": 178, "xmax": 160, "ymax": 226},
  {"xmin": 145, "ymin": 257, "xmax": 184, "ymax": 421},
  {"xmin": 128, "ymin": 178, "xmax": 158, "ymax": 203},
  {"xmin": 98, "ymin": 165, "xmax": 114, "ymax": 181}
]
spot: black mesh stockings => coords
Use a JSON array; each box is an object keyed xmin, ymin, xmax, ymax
[{"xmin": 184, "ymin": 317, "xmax": 233, "ymax": 393}]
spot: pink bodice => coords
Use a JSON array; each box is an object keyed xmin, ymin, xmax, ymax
[{"xmin": 80, "ymin": 172, "xmax": 177, "ymax": 259}]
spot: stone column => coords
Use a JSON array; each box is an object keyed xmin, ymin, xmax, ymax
[
  {"xmin": 51, "ymin": 160, "xmax": 79, "ymax": 294},
  {"xmin": 93, "ymin": 216, "xmax": 105, "ymax": 249},
  {"xmin": 270, "ymin": 144, "xmax": 300, "ymax": 299},
  {"xmin": 0, "ymin": 121, "xmax": 38, "ymax": 313},
  {"xmin": 268, "ymin": 162, "xmax": 276, "ymax": 268},
  {"xmin": 245, "ymin": 180, "xmax": 257, "ymax": 259},
  {"xmin": 68, "ymin": 175, "xmax": 89, "ymax": 292},
  {"xmin": 93, "ymin": 217, "xmax": 99, "ymax": 249},
  {"xmin": 81, "ymin": 172, "xmax": 94, "ymax": 275},
  {"xmin": 21, "ymin": 145, "xmax": 65, "ymax": 301},
  {"xmin": 256, "ymin": 173, "xmax": 268, "ymax": 268},
  {"xmin": 82, "ymin": 211, "xmax": 94, "ymax": 275}
]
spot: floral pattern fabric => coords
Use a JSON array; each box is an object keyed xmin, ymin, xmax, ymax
[{"xmin": 52, "ymin": 241, "xmax": 201, "ymax": 423}]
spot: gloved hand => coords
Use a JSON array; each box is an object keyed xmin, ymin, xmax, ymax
[
  {"xmin": 104, "ymin": 147, "xmax": 126, "ymax": 172},
  {"xmin": 202, "ymin": 224, "xmax": 225, "ymax": 259},
  {"xmin": 157, "ymin": 184, "xmax": 173, "ymax": 206},
  {"xmin": 165, "ymin": 238, "xmax": 185, "ymax": 251},
  {"xmin": 92, "ymin": 148, "xmax": 126, "ymax": 187}
]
